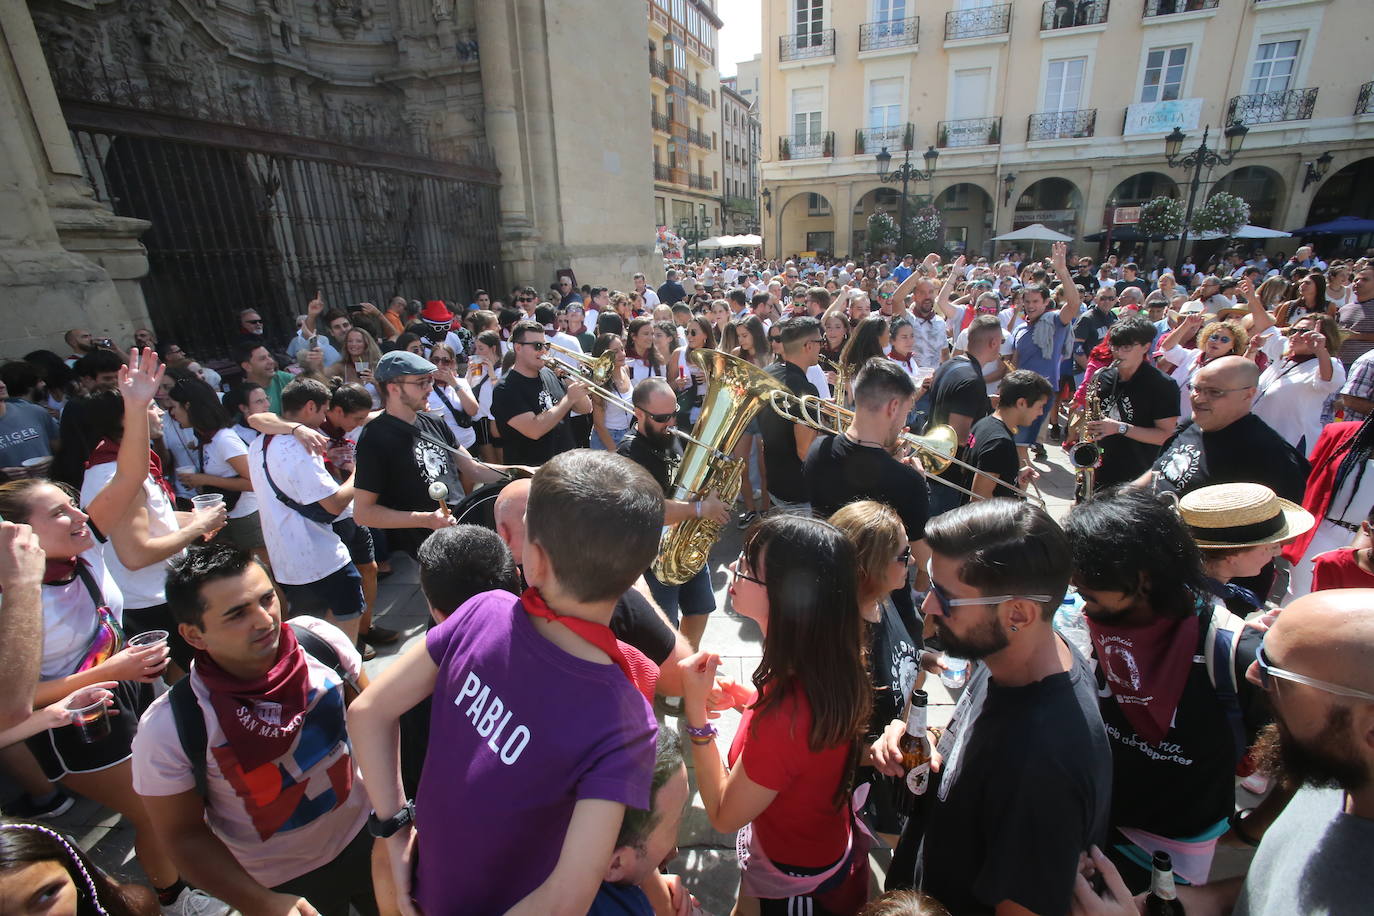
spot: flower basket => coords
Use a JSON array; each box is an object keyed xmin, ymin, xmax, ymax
[
  {"xmin": 1192, "ymin": 192, "xmax": 1251, "ymax": 237},
  {"xmin": 1137, "ymin": 196, "xmax": 1184, "ymax": 238}
]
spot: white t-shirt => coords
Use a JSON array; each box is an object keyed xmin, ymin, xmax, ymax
[
  {"xmin": 132, "ymin": 616, "xmax": 369, "ymax": 888},
  {"xmin": 80, "ymin": 464, "xmax": 181, "ymax": 610},
  {"xmin": 162, "ymin": 415, "xmax": 199, "ymax": 500},
  {"xmin": 805, "ymin": 364, "xmax": 832, "ymax": 401},
  {"xmin": 247, "ymin": 435, "xmax": 349, "ymax": 585},
  {"xmin": 201, "ymin": 428, "xmax": 258, "ymax": 519},
  {"xmin": 468, "ymin": 366, "xmax": 501, "ymax": 421},
  {"xmin": 40, "ymin": 548, "xmax": 123, "ymax": 680},
  {"xmin": 1254, "ymin": 357, "xmax": 1346, "ymax": 453},
  {"xmin": 639, "ymin": 287, "xmax": 661, "ymax": 308},
  {"xmin": 427, "ymin": 382, "xmax": 478, "ymax": 450}
]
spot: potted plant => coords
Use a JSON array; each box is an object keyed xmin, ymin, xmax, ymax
[
  {"xmin": 1137, "ymin": 196, "xmax": 1185, "ymax": 238},
  {"xmin": 822, "ymin": 132, "xmax": 834, "ymax": 157},
  {"xmin": 903, "ymin": 123, "xmax": 915, "ymax": 150},
  {"xmin": 855, "ymin": 129, "xmax": 866, "ymax": 155},
  {"xmin": 1192, "ymin": 191, "xmax": 1251, "ymax": 237},
  {"xmin": 779, "ymin": 137, "xmax": 791, "ymax": 160}
]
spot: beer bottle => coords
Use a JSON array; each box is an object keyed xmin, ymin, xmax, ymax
[
  {"xmin": 898, "ymin": 687, "xmax": 931, "ymax": 796},
  {"xmin": 1145, "ymin": 851, "xmax": 1185, "ymax": 915}
]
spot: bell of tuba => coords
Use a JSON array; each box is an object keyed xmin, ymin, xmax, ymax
[{"xmin": 652, "ymin": 349, "xmax": 787, "ymax": 585}]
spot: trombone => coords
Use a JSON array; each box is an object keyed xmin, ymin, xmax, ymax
[{"xmin": 766, "ymin": 389, "xmax": 1046, "ymax": 506}]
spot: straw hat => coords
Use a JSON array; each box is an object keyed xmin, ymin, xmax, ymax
[{"xmin": 1179, "ymin": 482, "xmax": 1314, "ymax": 549}]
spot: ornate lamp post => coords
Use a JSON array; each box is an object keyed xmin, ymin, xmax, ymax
[
  {"xmin": 677, "ymin": 214, "xmax": 713, "ymax": 259},
  {"xmin": 1163, "ymin": 122, "xmax": 1247, "ymax": 270},
  {"xmin": 876, "ymin": 144, "xmax": 938, "ymax": 254}
]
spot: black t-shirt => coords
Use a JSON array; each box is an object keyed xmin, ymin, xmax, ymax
[
  {"xmin": 804, "ymin": 432, "xmax": 928, "ymax": 540},
  {"xmin": 1115, "ymin": 278, "xmax": 1149, "ymax": 297},
  {"xmin": 1094, "ymin": 603, "xmax": 1266, "ymax": 845},
  {"xmin": 491, "ymin": 367, "xmax": 574, "ymax": 466},
  {"xmin": 867, "ymin": 598, "xmax": 919, "ymax": 740},
  {"xmin": 757, "ymin": 361, "xmax": 818, "ymax": 503},
  {"xmin": 967, "ymin": 415, "xmax": 1021, "ymax": 497},
  {"xmin": 1074, "ymin": 306, "xmax": 1116, "ymax": 356},
  {"xmin": 893, "ymin": 644, "xmax": 1112, "ymax": 914},
  {"xmin": 617, "ymin": 429, "xmax": 678, "ymax": 495},
  {"xmin": 1088, "ymin": 363, "xmax": 1180, "ymax": 488},
  {"xmin": 657, "ymin": 281, "xmax": 686, "ymax": 305},
  {"xmin": 1151, "ymin": 413, "xmax": 1309, "ymax": 500},
  {"xmin": 355, "ymin": 412, "xmax": 465, "ymax": 556},
  {"xmin": 610, "ymin": 589, "xmax": 676, "ymax": 665},
  {"xmin": 929, "ymin": 355, "xmax": 991, "ymax": 432}
]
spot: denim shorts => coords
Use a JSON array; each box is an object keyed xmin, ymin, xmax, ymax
[
  {"xmin": 643, "ymin": 565, "xmax": 715, "ymax": 624},
  {"xmin": 282, "ymin": 563, "xmax": 365, "ymax": 621}
]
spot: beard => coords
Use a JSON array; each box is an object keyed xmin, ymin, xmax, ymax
[
  {"xmin": 644, "ymin": 424, "xmax": 675, "ymax": 450},
  {"xmin": 933, "ymin": 613, "xmax": 1010, "ymax": 661},
  {"xmin": 1252, "ymin": 710, "xmax": 1370, "ymax": 792}
]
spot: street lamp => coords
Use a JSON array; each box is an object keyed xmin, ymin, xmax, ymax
[
  {"xmin": 1303, "ymin": 150, "xmax": 1334, "ymax": 191},
  {"xmin": 677, "ymin": 215, "xmax": 713, "ymax": 258},
  {"xmin": 1163, "ymin": 122, "xmax": 1248, "ymax": 271},
  {"xmin": 876, "ymin": 145, "xmax": 939, "ymax": 254}
]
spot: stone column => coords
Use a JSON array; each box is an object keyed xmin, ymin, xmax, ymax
[
  {"xmin": 831, "ymin": 181, "xmax": 854, "ymax": 259},
  {"xmin": 0, "ymin": 0, "xmax": 150, "ymax": 358}
]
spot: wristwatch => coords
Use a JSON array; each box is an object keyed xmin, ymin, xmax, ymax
[
  {"xmin": 1117, "ymin": 423, "xmax": 1128, "ymax": 436},
  {"xmin": 367, "ymin": 800, "xmax": 415, "ymax": 838}
]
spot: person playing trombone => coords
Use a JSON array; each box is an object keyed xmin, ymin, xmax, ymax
[{"xmin": 490, "ymin": 320, "xmax": 593, "ymax": 465}]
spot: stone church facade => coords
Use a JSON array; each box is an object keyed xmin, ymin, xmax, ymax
[{"xmin": 3, "ymin": 0, "xmax": 655, "ymax": 357}]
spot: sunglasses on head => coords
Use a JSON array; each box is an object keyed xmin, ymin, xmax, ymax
[{"xmin": 925, "ymin": 560, "xmax": 1051, "ymax": 616}]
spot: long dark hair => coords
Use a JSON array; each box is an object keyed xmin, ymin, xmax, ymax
[
  {"xmin": 0, "ymin": 820, "xmax": 148, "ymax": 916},
  {"xmin": 743, "ymin": 515, "xmax": 871, "ymax": 793},
  {"xmin": 1328, "ymin": 414, "xmax": 1374, "ymax": 519},
  {"xmin": 168, "ymin": 377, "xmax": 231, "ymax": 442},
  {"xmin": 840, "ymin": 315, "xmax": 890, "ymax": 373},
  {"xmin": 626, "ymin": 317, "xmax": 660, "ymax": 370}
]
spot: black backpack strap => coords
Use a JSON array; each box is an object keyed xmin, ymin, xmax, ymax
[
  {"xmin": 288, "ymin": 620, "xmax": 355, "ymax": 691},
  {"xmin": 260, "ymin": 435, "xmax": 337, "ymax": 525},
  {"xmin": 169, "ymin": 677, "xmax": 209, "ymax": 798}
]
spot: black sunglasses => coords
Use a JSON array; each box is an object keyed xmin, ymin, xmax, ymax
[
  {"xmin": 515, "ymin": 341, "xmax": 549, "ymax": 351},
  {"xmin": 645, "ymin": 411, "xmax": 676, "ymax": 423}
]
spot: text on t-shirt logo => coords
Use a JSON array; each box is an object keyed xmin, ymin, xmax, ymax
[{"xmin": 454, "ymin": 670, "xmax": 531, "ymax": 765}]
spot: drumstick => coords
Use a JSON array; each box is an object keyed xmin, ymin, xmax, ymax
[{"xmin": 429, "ymin": 482, "xmax": 451, "ymax": 517}]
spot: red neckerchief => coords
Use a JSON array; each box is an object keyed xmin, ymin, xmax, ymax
[
  {"xmin": 888, "ymin": 351, "xmax": 915, "ymax": 372},
  {"xmin": 1087, "ymin": 614, "xmax": 1199, "ymax": 745},
  {"xmin": 43, "ymin": 556, "xmax": 82, "ymax": 585},
  {"xmin": 193, "ymin": 624, "xmax": 312, "ymax": 772},
  {"xmin": 85, "ymin": 439, "xmax": 177, "ymax": 505},
  {"xmin": 521, "ymin": 586, "xmax": 633, "ymax": 682}
]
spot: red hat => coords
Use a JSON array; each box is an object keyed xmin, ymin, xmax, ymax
[{"xmin": 420, "ymin": 300, "xmax": 453, "ymax": 324}]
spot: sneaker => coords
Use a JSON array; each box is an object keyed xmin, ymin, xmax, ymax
[
  {"xmin": 736, "ymin": 510, "xmax": 756, "ymax": 529},
  {"xmin": 162, "ymin": 887, "xmax": 232, "ymax": 916},
  {"xmin": 1048, "ymin": 424, "xmax": 1063, "ymax": 443},
  {"xmin": 6, "ymin": 790, "xmax": 75, "ymax": 820},
  {"xmin": 361, "ymin": 625, "xmax": 402, "ymax": 646},
  {"xmin": 1032, "ymin": 443, "xmax": 1048, "ymax": 463},
  {"xmin": 356, "ymin": 638, "xmax": 377, "ymax": 662}
]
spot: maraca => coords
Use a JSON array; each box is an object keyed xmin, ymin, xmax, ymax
[{"xmin": 429, "ymin": 481, "xmax": 451, "ymax": 517}]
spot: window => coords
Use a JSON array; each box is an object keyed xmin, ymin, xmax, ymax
[
  {"xmin": 1141, "ymin": 47, "xmax": 1187, "ymax": 103},
  {"xmin": 792, "ymin": 87, "xmax": 822, "ymax": 142},
  {"xmin": 656, "ymin": 197, "xmax": 667, "ymax": 227},
  {"xmin": 1043, "ymin": 58, "xmax": 1086, "ymax": 112},
  {"xmin": 1249, "ymin": 39, "xmax": 1300, "ymax": 95},
  {"xmin": 807, "ymin": 193, "xmax": 830, "ymax": 215},
  {"xmin": 868, "ymin": 77, "xmax": 903, "ymax": 130},
  {"xmin": 951, "ymin": 68, "xmax": 990, "ymax": 118},
  {"xmin": 805, "ymin": 231, "xmax": 834, "ymax": 255},
  {"xmin": 672, "ymin": 0, "xmax": 686, "ymax": 23},
  {"xmin": 795, "ymin": 0, "xmax": 823, "ymax": 41},
  {"xmin": 874, "ymin": 0, "xmax": 907, "ymax": 21}
]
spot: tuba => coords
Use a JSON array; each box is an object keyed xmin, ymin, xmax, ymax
[{"xmin": 652, "ymin": 349, "xmax": 787, "ymax": 585}]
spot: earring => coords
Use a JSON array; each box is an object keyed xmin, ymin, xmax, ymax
[{"xmin": 1010, "ymin": 625, "xmax": 1019, "ymax": 632}]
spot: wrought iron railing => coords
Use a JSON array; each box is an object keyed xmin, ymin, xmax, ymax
[
  {"xmin": 937, "ymin": 117, "xmax": 1001, "ymax": 148},
  {"xmin": 685, "ymin": 82, "xmax": 713, "ymax": 106},
  {"xmin": 779, "ymin": 28, "xmax": 836, "ymax": 61},
  {"xmin": 1042, "ymin": 0, "xmax": 1109, "ymax": 29},
  {"xmin": 725, "ymin": 196, "xmax": 758, "ymax": 216},
  {"xmin": 687, "ymin": 127, "xmax": 712, "ymax": 150},
  {"xmin": 779, "ymin": 131, "xmax": 835, "ymax": 160},
  {"xmin": 1226, "ymin": 87, "xmax": 1318, "ymax": 125},
  {"xmin": 649, "ymin": 57, "xmax": 669, "ymax": 81},
  {"xmin": 945, "ymin": 4, "xmax": 1011, "ymax": 40},
  {"xmin": 860, "ymin": 17, "xmax": 920, "ymax": 50},
  {"xmin": 855, "ymin": 124, "xmax": 915, "ymax": 154},
  {"xmin": 1143, "ymin": 0, "xmax": 1219, "ymax": 17},
  {"xmin": 651, "ymin": 111, "xmax": 671, "ymax": 132},
  {"xmin": 653, "ymin": 162, "xmax": 673, "ymax": 181},
  {"xmin": 688, "ymin": 172, "xmax": 713, "ymax": 190},
  {"xmin": 1357, "ymin": 81, "xmax": 1373, "ymax": 115},
  {"xmin": 1027, "ymin": 108, "xmax": 1097, "ymax": 140}
]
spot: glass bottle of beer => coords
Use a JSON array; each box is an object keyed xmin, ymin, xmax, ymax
[
  {"xmin": 898, "ymin": 687, "xmax": 931, "ymax": 796},
  {"xmin": 1145, "ymin": 851, "xmax": 1185, "ymax": 915}
]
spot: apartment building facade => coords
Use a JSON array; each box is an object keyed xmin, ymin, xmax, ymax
[
  {"xmin": 721, "ymin": 80, "xmax": 763, "ymax": 234},
  {"xmin": 760, "ymin": 0, "xmax": 1374, "ymax": 259},
  {"xmin": 650, "ymin": 0, "xmax": 724, "ymax": 237}
]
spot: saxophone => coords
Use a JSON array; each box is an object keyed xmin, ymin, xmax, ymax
[{"xmin": 1069, "ymin": 370, "xmax": 1107, "ymax": 504}]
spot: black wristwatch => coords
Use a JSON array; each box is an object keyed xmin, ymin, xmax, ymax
[{"xmin": 367, "ymin": 800, "xmax": 415, "ymax": 838}]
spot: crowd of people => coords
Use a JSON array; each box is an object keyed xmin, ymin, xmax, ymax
[{"xmin": 1, "ymin": 242, "xmax": 1373, "ymax": 916}]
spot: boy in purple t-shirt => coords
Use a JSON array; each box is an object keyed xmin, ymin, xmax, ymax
[{"xmin": 349, "ymin": 451, "xmax": 665, "ymax": 915}]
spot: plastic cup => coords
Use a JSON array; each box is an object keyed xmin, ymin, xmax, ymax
[
  {"xmin": 940, "ymin": 655, "xmax": 969, "ymax": 690},
  {"xmin": 67, "ymin": 695, "xmax": 111, "ymax": 744},
  {"xmin": 191, "ymin": 493, "xmax": 224, "ymax": 511},
  {"xmin": 354, "ymin": 361, "xmax": 369, "ymax": 374},
  {"xmin": 175, "ymin": 465, "xmax": 195, "ymax": 479},
  {"xmin": 127, "ymin": 630, "xmax": 169, "ymax": 650},
  {"xmin": 21, "ymin": 456, "xmax": 52, "ymax": 478}
]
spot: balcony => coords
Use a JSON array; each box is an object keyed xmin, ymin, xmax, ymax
[
  {"xmin": 725, "ymin": 196, "xmax": 758, "ymax": 216},
  {"xmin": 685, "ymin": 81, "xmax": 713, "ymax": 107},
  {"xmin": 1357, "ymin": 81, "xmax": 1373, "ymax": 115},
  {"xmin": 688, "ymin": 173, "xmax": 713, "ymax": 191},
  {"xmin": 649, "ymin": 57, "xmax": 668, "ymax": 81},
  {"xmin": 855, "ymin": 123, "xmax": 915, "ymax": 155},
  {"xmin": 1143, "ymin": 0, "xmax": 1219, "ymax": 17},
  {"xmin": 937, "ymin": 117, "xmax": 1001, "ymax": 148},
  {"xmin": 1042, "ymin": 0, "xmax": 1109, "ymax": 29},
  {"xmin": 650, "ymin": 111, "xmax": 670, "ymax": 133},
  {"xmin": 1227, "ymin": 87, "xmax": 1318, "ymax": 125},
  {"xmin": 687, "ymin": 127, "xmax": 712, "ymax": 150},
  {"xmin": 860, "ymin": 16, "xmax": 919, "ymax": 51},
  {"xmin": 778, "ymin": 131, "xmax": 835, "ymax": 160},
  {"xmin": 779, "ymin": 28, "xmax": 835, "ymax": 62},
  {"xmin": 1027, "ymin": 108, "xmax": 1097, "ymax": 140},
  {"xmin": 653, "ymin": 162, "xmax": 673, "ymax": 182},
  {"xmin": 945, "ymin": 3, "xmax": 1011, "ymax": 41}
]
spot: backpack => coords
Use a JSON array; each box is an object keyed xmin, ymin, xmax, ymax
[
  {"xmin": 169, "ymin": 621, "xmax": 353, "ymax": 798},
  {"xmin": 1198, "ymin": 601, "xmax": 1249, "ymax": 765}
]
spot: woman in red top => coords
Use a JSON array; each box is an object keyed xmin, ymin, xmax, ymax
[
  {"xmin": 1311, "ymin": 505, "xmax": 1374, "ymax": 590},
  {"xmin": 680, "ymin": 515, "xmax": 872, "ymax": 916}
]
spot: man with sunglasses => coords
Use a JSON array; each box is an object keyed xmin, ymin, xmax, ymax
[
  {"xmin": 874, "ymin": 499, "xmax": 1111, "ymax": 915},
  {"xmin": 1073, "ymin": 286, "xmax": 1120, "ymax": 372},
  {"xmin": 490, "ymin": 320, "xmax": 592, "ymax": 466},
  {"xmin": 757, "ymin": 318, "xmax": 823, "ymax": 516},
  {"xmin": 617, "ymin": 378, "xmax": 727, "ymax": 650}
]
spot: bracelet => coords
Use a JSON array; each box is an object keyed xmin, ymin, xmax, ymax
[
  {"xmin": 1227, "ymin": 808, "xmax": 1261, "ymax": 847},
  {"xmin": 694, "ymin": 500, "xmax": 702, "ymax": 518},
  {"xmin": 689, "ymin": 734, "xmax": 716, "ymax": 746},
  {"xmin": 684, "ymin": 722, "xmax": 717, "ymax": 740},
  {"xmin": 291, "ymin": 423, "xmax": 302, "ymax": 434}
]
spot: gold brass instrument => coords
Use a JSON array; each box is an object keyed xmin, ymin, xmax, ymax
[
  {"xmin": 818, "ymin": 355, "xmax": 849, "ymax": 407},
  {"xmin": 1069, "ymin": 371, "xmax": 1107, "ymax": 504},
  {"xmin": 544, "ymin": 341, "xmax": 616, "ymax": 387},
  {"xmin": 765, "ymin": 390, "xmax": 1044, "ymax": 505},
  {"xmin": 652, "ymin": 349, "xmax": 788, "ymax": 585}
]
